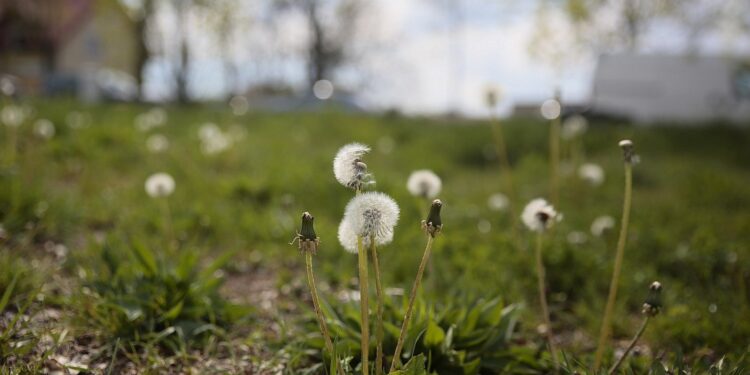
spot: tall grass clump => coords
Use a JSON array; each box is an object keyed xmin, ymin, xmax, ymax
[{"xmin": 594, "ymin": 139, "xmax": 637, "ymax": 370}]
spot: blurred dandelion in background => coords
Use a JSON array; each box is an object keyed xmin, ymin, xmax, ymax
[
  {"xmin": 578, "ymin": 163, "xmax": 605, "ymax": 186},
  {"xmin": 146, "ymin": 134, "xmax": 169, "ymax": 153},
  {"xmin": 229, "ymin": 95, "xmax": 250, "ymax": 116},
  {"xmin": 33, "ymin": 119, "xmax": 55, "ymax": 139},
  {"xmin": 1, "ymin": 105, "xmax": 25, "ymax": 127},
  {"xmin": 540, "ymin": 99, "xmax": 561, "ymax": 120},
  {"xmin": 145, "ymin": 172, "xmax": 175, "ymax": 198},
  {"xmin": 590, "ymin": 215, "xmax": 615, "ymax": 237},
  {"xmin": 406, "ymin": 170, "xmax": 442, "ymax": 199},
  {"xmin": 561, "ymin": 115, "xmax": 588, "ymax": 140},
  {"xmin": 313, "ymin": 79, "xmax": 334, "ymax": 100},
  {"xmin": 487, "ymin": 193, "xmax": 509, "ymax": 211}
]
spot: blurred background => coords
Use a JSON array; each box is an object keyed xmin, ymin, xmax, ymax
[
  {"xmin": 1, "ymin": 0, "xmax": 750, "ymax": 373},
  {"xmin": 2, "ymin": 0, "xmax": 750, "ymax": 120}
]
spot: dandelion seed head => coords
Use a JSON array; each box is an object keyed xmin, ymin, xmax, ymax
[
  {"xmin": 521, "ymin": 198, "xmax": 561, "ymax": 232},
  {"xmin": 313, "ymin": 79, "xmax": 334, "ymax": 100},
  {"xmin": 0, "ymin": 77, "xmax": 16, "ymax": 96},
  {"xmin": 578, "ymin": 163, "xmax": 605, "ymax": 186},
  {"xmin": 567, "ymin": 231, "xmax": 588, "ymax": 245},
  {"xmin": 561, "ymin": 115, "xmax": 588, "ymax": 140},
  {"xmin": 540, "ymin": 99, "xmax": 561, "ymax": 120},
  {"xmin": 146, "ymin": 134, "xmax": 169, "ymax": 153},
  {"xmin": 487, "ymin": 193, "xmax": 509, "ymax": 211},
  {"xmin": 590, "ymin": 215, "xmax": 615, "ymax": 237},
  {"xmin": 145, "ymin": 172, "xmax": 175, "ymax": 198},
  {"xmin": 229, "ymin": 95, "xmax": 250, "ymax": 116},
  {"xmin": 407, "ymin": 169, "xmax": 442, "ymax": 199},
  {"xmin": 1, "ymin": 105, "xmax": 25, "ymax": 127},
  {"xmin": 339, "ymin": 192, "xmax": 399, "ymax": 252},
  {"xmin": 33, "ymin": 119, "xmax": 55, "ymax": 139},
  {"xmin": 333, "ymin": 143, "xmax": 373, "ymax": 190}
]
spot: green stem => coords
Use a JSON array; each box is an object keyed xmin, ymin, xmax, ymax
[
  {"xmin": 305, "ymin": 252, "xmax": 344, "ymax": 375},
  {"xmin": 357, "ymin": 234, "xmax": 370, "ymax": 375},
  {"xmin": 390, "ymin": 235, "xmax": 434, "ymax": 372},
  {"xmin": 608, "ymin": 316, "xmax": 649, "ymax": 375},
  {"xmin": 594, "ymin": 163, "xmax": 633, "ymax": 370},
  {"xmin": 161, "ymin": 198, "xmax": 176, "ymax": 252},
  {"xmin": 535, "ymin": 233, "xmax": 559, "ymax": 371},
  {"xmin": 489, "ymin": 110, "xmax": 522, "ymax": 249},
  {"xmin": 370, "ymin": 237, "xmax": 384, "ymax": 375},
  {"xmin": 549, "ymin": 116, "xmax": 561, "ymax": 207}
]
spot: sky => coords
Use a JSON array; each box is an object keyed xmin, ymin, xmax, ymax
[{"xmin": 141, "ymin": 0, "xmax": 750, "ymax": 117}]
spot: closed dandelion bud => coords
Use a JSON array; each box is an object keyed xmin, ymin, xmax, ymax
[
  {"xmin": 642, "ymin": 281, "xmax": 662, "ymax": 316},
  {"xmin": 619, "ymin": 139, "xmax": 636, "ymax": 164},
  {"xmin": 422, "ymin": 199, "xmax": 443, "ymax": 237},
  {"xmin": 296, "ymin": 212, "xmax": 320, "ymax": 254}
]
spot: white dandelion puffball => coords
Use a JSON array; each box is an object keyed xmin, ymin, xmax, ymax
[
  {"xmin": 561, "ymin": 115, "xmax": 588, "ymax": 140},
  {"xmin": 333, "ymin": 143, "xmax": 373, "ymax": 189},
  {"xmin": 338, "ymin": 192, "xmax": 400, "ymax": 252},
  {"xmin": 487, "ymin": 193, "xmax": 509, "ymax": 211},
  {"xmin": 1, "ymin": 105, "xmax": 25, "ymax": 127},
  {"xmin": 578, "ymin": 163, "xmax": 605, "ymax": 186},
  {"xmin": 567, "ymin": 231, "xmax": 588, "ymax": 245},
  {"xmin": 407, "ymin": 169, "xmax": 442, "ymax": 199},
  {"xmin": 338, "ymin": 218, "xmax": 394, "ymax": 253},
  {"xmin": 146, "ymin": 134, "xmax": 169, "ymax": 153},
  {"xmin": 145, "ymin": 172, "xmax": 175, "ymax": 198},
  {"xmin": 198, "ymin": 123, "xmax": 231, "ymax": 155},
  {"xmin": 33, "ymin": 119, "xmax": 55, "ymax": 139},
  {"xmin": 540, "ymin": 99, "xmax": 561, "ymax": 120},
  {"xmin": 590, "ymin": 215, "xmax": 615, "ymax": 237},
  {"xmin": 521, "ymin": 198, "xmax": 562, "ymax": 232}
]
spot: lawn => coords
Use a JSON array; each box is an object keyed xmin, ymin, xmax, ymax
[{"xmin": 1, "ymin": 99, "xmax": 749, "ymax": 373}]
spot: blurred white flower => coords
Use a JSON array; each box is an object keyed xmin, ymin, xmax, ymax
[
  {"xmin": 333, "ymin": 143, "xmax": 373, "ymax": 190},
  {"xmin": 146, "ymin": 134, "xmax": 169, "ymax": 153},
  {"xmin": 1, "ymin": 105, "xmax": 25, "ymax": 127},
  {"xmin": 406, "ymin": 169, "xmax": 442, "ymax": 199},
  {"xmin": 521, "ymin": 198, "xmax": 561, "ymax": 232},
  {"xmin": 590, "ymin": 215, "xmax": 615, "ymax": 237},
  {"xmin": 145, "ymin": 172, "xmax": 175, "ymax": 198},
  {"xmin": 561, "ymin": 115, "xmax": 588, "ymax": 140},
  {"xmin": 313, "ymin": 79, "xmax": 334, "ymax": 100},
  {"xmin": 540, "ymin": 99, "xmax": 561, "ymax": 120},
  {"xmin": 135, "ymin": 108, "xmax": 167, "ymax": 131},
  {"xmin": 0, "ymin": 77, "xmax": 15, "ymax": 96},
  {"xmin": 338, "ymin": 192, "xmax": 399, "ymax": 253},
  {"xmin": 198, "ymin": 123, "xmax": 231, "ymax": 155},
  {"xmin": 487, "ymin": 193, "xmax": 509, "ymax": 211},
  {"xmin": 477, "ymin": 219, "xmax": 491, "ymax": 234},
  {"xmin": 229, "ymin": 95, "xmax": 249, "ymax": 116},
  {"xmin": 33, "ymin": 119, "xmax": 55, "ymax": 139},
  {"xmin": 567, "ymin": 231, "xmax": 588, "ymax": 245},
  {"xmin": 578, "ymin": 163, "xmax": 605, "ymax": 186}
]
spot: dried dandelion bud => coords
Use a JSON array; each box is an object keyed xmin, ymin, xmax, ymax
[
  {"xmin": 297, "ymin": 212, "xmax": 320, "ymax": 254},
  {"xmin": 619, "ymin": 139, "xmax": 636, "ymax": 164},
  {"xmin": 422, "ymin": 199, "xmax": 443, "ymax": 237},
  {"xmin": 642, "ymin": 281, "xmax": 662, "ymax": 317}
]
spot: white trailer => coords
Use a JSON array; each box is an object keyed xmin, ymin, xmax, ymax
[{"xmin": 590, "ymin": 54, "xmax": 750, "ymax": 124}]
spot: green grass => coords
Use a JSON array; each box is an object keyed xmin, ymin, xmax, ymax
[{"xmin": 1, "ymin": 98, "xmax": 749, "ymax": 372}]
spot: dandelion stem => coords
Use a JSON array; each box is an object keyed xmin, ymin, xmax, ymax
[
  {"xmin": 535, "ymin": 232, "xmax": 559, "ymax": 371},
  {"xmin": 549, "ymin": 115, "xmax": 561, "ymax": 207},
  {"xmin": 594, "ymin": 162, "xmax": 633, "ymax": 370},
  {"xmin": 357, "ymin": 234, "xmax": 370, "ymax": 375},
  {"xmin": 489, "ymin": 110, "xmax": 521, "ymax": 249},
  {"xmin": 390, "ymin": 235, "xmax": 434, "ymax": 372},
  {"xmin": 305, "ymin": 251, "xmax": 344, "ymax": 375},
  {"xmin": 608, "ymin": 316, "xmax": 649, "ymax": 375},
  {"xmin": 370, "ymin": 236, "xmax": 384, "ymax": 375},
  {"xmin": 160, "ymin": 198, "xmax": 176, "ymax": 252}
]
